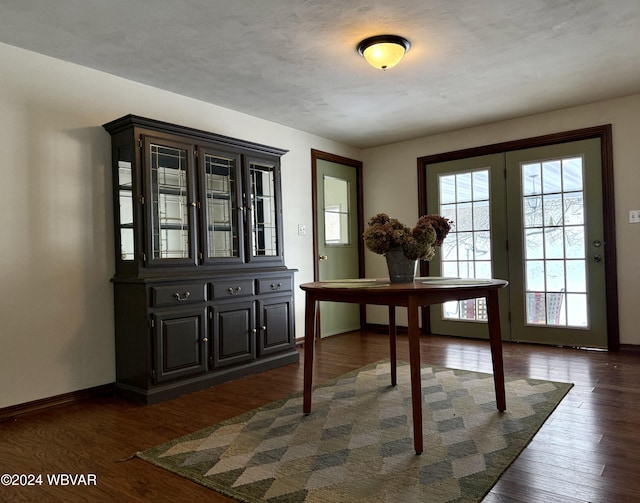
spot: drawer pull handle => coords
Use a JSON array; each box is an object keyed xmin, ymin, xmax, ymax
[
  {"xmin": 227, "ymin": 287, "xmax": 242, "ymax": 296},
  {"xmin": 173, "ymin": 291, "xmax": 191, "ymax": 301},
  {"xmin": 270, "ymin": 282, "xmax": 282, "ymax": 290}
]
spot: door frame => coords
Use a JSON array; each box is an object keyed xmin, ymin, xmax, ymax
[
  {"xmin": 311, "ymin": 149, "xmax": 366, "ymax": 328},
  {"xmin": 417, "ymin": 125, "xmax": 619, "ymax": 350}
]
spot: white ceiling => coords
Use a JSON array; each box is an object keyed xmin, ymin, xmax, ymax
[{"xmin": 1, "ymin": 0, "xmax": 640, "ymax": 148}]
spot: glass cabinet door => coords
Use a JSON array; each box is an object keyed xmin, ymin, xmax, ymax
[
  {"xmin": 116, "ymin": 147, "xmax": 135, "ymax": 261},
  {"xmin": 200, "ymin": 147, "xmax": 244, "ymax": 264},
  {"xmin": 144, "ymin": 137, "xmax": 197, "ymax": 266},
  {"xmin": 248, "ymin": 158, "xmax": 281, "ymax": 260}
]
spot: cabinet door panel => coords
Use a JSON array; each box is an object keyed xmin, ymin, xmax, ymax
[
  {"xmin": 212, "ymin": 301, "xmax": 256, "ymax": 367},
  {"xmin": 153, "ymin": 307, "xmax": 207, "ymax": 383},
  {"xmin": 143, "ymin": 135, "xmax": 198, "ymax": 266},
  {"xmin": 258, "ymin": 297, "xmax": 294, "ymax": 356},
  {"xmin": 246, "ymin": 155, "xmax": 284, "ymax": 264},
  {"xmin": 199, "ymin": 146, "xmax": 246, "ymax": 265}
]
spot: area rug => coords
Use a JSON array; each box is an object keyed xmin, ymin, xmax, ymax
[{"xmin": 137, "ymin": 361, "xmax": 572, "ymax": 503}]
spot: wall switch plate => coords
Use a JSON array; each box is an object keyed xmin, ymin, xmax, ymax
[
  {"xmin": 630, "ymin": 210, "xmax": 640, "ymax": 223},
  {"xmin": 298, "ymin": 224, "xmax": 307, "ymax": 235}
]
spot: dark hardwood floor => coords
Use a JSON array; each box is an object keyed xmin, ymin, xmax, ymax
[{"xmin": 2, "ymin": 331, "xmax": 639, "ymax": 502}]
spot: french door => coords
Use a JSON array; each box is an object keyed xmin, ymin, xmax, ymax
[{"xmin": 424, "ymin": 138, "xmax": 609, "ymax": 348}]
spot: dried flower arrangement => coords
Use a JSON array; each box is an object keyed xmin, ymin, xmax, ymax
[{"xmin": 363, "ymin": 213, "xmax": 453, "ymax": 261}]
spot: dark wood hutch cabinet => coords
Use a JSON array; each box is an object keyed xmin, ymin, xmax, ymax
[{"xmin": 103, "ymin": 115, "xmax": 298, "ymax": 404}]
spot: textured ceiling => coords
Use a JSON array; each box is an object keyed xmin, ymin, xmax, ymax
[{"xmin": 1, "ymin": 0, "xmax": 640, "ymax": 148}]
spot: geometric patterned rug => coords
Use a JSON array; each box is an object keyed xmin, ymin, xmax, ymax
[{"xmin": 137, "ymin": 361, "xmax": 573, "ymax": 503}]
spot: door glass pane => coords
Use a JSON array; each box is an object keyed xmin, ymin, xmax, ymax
[
  {"xmin": 567, "ymin": 294, "xmax": 587, "ymax": 326},
  {"xmin": 204, "ymin": 153, "xmax": 239, "ymax": 258},
  {"xmin": 542, "ymin": 161, "xmax": 562, "ymax": 193},
  {"xmin": 473, "ymin": 171, "xmax": 489, "ymax": 200},
  {"xmin": 521, "ymin": 156, "xmax": 588, "ymax": 327},
  {"xmin": 544, "ymin": 226, "xmax": 564, "ymax": 259},
  {"xmin": 564, "ymin": 191, "xmax": 584, "ymax": 225},
  {"xmin": 525, "ymin": 229, "xmax": 544, "ymax": 259},
  {"xmin": 117, "ymin": 155, "xmax": 135, "ymax": 260},
  {"xmin": 439, "ymin": 169, "xmax": 491, "ymax": 322},
  {"xmin": 562, "ymin": 158, "xmax": 583, "ymax": 192},
  {"xmin": 323, "ymin": 175, "xmax": 350, "ymax": 245},
  {"xmin": 150, "ymin": 144, "xmax": 190, "ymax": 259},
  {"xmin": 440, "ymin": 175, "xmax": 456, "ymax": 204},
  {"xmin": 526, "ymin": 260, "xmax": 545, "ymax": 291},
  {"xmin": 250, "ymin": 163, "xmax": 278, "ymax": 256}
]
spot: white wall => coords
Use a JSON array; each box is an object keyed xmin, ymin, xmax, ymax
[
  {"xmin": 361, "ymin": 94, "xmax": 640, "ymax": 345},
  {"xmin": 0, "ymin": 42, "xmax": 360, "ymax": 408}
]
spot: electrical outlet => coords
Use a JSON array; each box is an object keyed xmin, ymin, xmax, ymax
[
  {"xmin": 298, "ymin": 224, "xmax": 307, "ymax": 235},
  {"xmin": 630, "ymin": 210, "xmax": 640, "ymax": 224}
]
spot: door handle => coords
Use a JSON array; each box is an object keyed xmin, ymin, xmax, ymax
[
  {"xmin": 593, "ymin": 254, "xmax": 602, "ymax": 262},
  {"xmin": 319, "ymin": 255, "xmax": 328, "ymax": 261}
]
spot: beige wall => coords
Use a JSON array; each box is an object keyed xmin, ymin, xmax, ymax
[
  {"xmin": 0, "ymin": 43, "xmax": 360, "ymax": 408},
  {"xmin": 361, "ymin": 94, "xmax": 640, "ymax": 345},
  {"xmin": 2, "ymin": 39, "xmax": 638, "ymax": 409}
]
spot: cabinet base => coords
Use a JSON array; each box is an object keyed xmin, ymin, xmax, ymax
[{"xmin": 115, "ymin": 351, "xmax": 299, "ymax": 405}]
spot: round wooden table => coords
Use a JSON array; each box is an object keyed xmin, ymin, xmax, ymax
[{"xmin": 300, "ymin": 277, "xmax": 509, "ymax": 455}]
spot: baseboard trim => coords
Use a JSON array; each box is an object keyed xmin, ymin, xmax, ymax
[
  {"xmin": 0, "ymin": 383, "xmax": 115, "ymax": 422},
  {"xmin": 365, "ymin": 323, "xmax": 408, "ymax": 334}
]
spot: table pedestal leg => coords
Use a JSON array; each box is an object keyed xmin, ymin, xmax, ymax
[
  {"xmin": 303, "ymin": 293, "xmax": 316, "ymax": 415},
  {"xmin": 388, "ymin": 306, "xmax": 397, "ymax": 387},
  {"xmin": 407, "ymin": 296, "xmax": 423, "ymax": 455},
  {"xmin": 486, "ymin": 290, "xmax": 506, "ymax": 411}
]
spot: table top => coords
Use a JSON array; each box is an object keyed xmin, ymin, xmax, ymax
[
  {"xmin": 300, "ymin": 277, "xmax": 507, "ymax": 291},
  {"xmin": 299, "ymin": 277, "xmax": 508, "ymax": 306}
]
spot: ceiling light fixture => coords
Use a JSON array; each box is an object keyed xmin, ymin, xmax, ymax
[{"xmin": 357, "ymin": 35, "xmax": 411, "ymax": 70}]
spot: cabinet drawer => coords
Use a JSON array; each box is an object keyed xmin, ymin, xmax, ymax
[
  {"xmin": 257, "ymin": 277, "xmax": 293, "ymax": 294},
  {"xmin": 212, "ymin": 279, "xmax": 255, "ymax": 299},
  {"xmin": 151, "ymin": 283, "xmax": 206, "ymax": 307}
]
